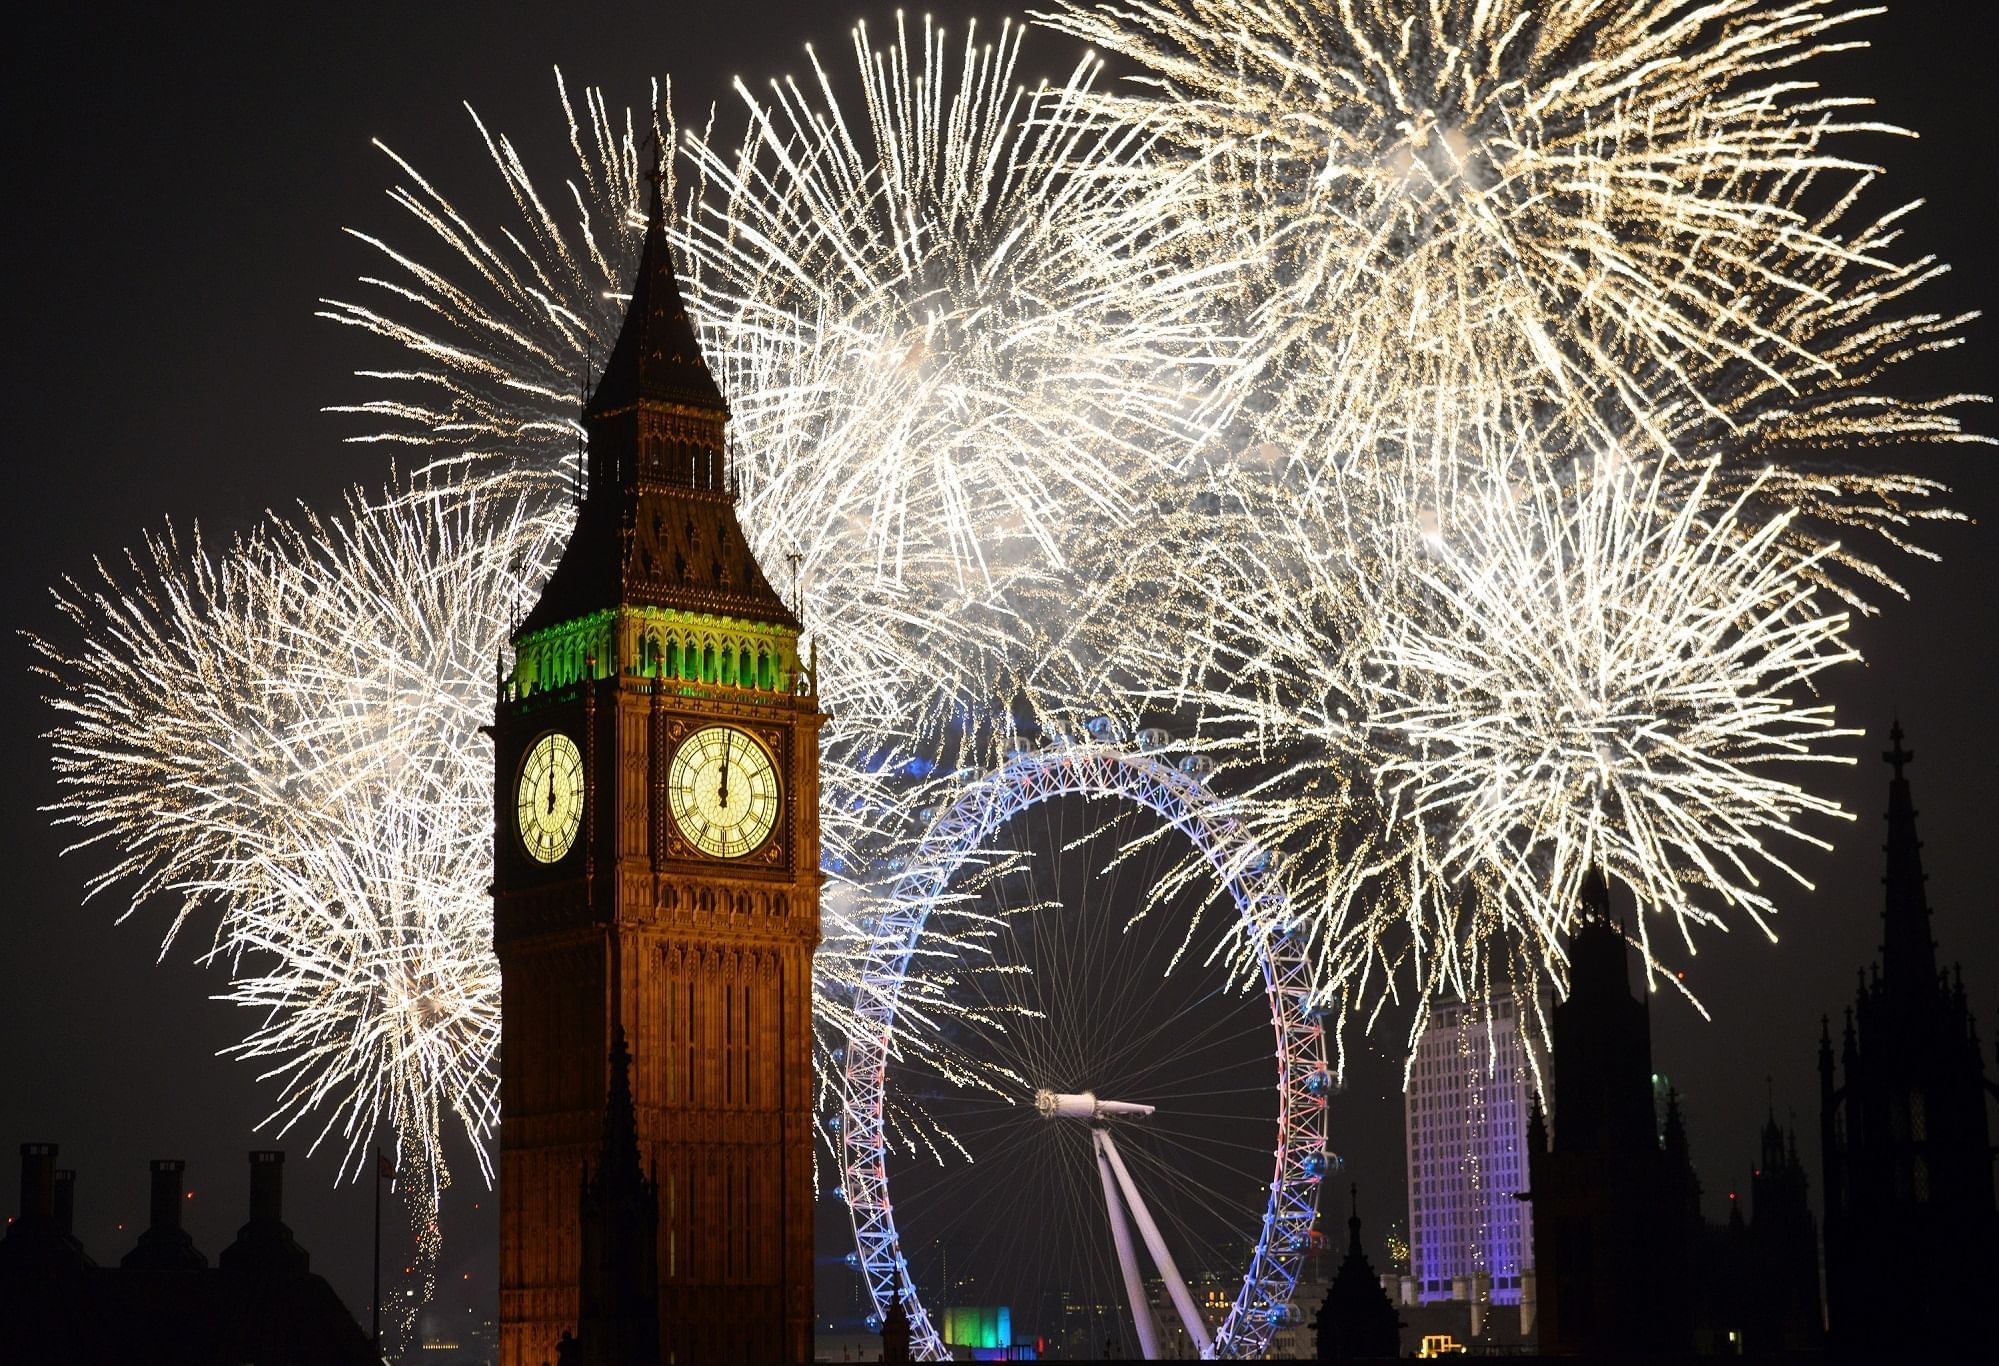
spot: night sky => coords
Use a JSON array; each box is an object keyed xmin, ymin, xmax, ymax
[{"xmin": 4, "ymin": 0, "xmax": 1995, "ymax": 1338}]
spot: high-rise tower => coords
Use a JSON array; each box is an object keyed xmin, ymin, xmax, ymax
[
  {"xmin": 493, "ymin": 170, "xmax": 822, "ymax": 1366},
  {"xmin": 1404, "ymin": 986, "xmax": 1541, "ymax": 1308}
]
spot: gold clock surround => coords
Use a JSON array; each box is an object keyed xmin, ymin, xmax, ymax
[
  {"xmin": 516, "ymin": 730, "xmax": 584, "ymax": 863},
  {"xmin": 666, "ymin": 724, "xmax": 781, "ymax": 859}
]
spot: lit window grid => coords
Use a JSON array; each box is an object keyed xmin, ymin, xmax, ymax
[{"xmin": 1404, "ymin": 993, "xmax": 1539, "ymax": 1306}]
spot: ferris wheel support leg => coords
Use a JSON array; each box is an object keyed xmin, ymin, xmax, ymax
[
  {"xmin": 1098, "ymin": 1126, "xmax": 1217, "ymax": 1359},
  {"xmin": 1094, "ymin": 1127, "xmax": 1165, "ymax": 1362}
]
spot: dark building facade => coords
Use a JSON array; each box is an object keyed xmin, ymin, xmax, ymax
[
  {"xmin": 0, "ymin": 1144, "xmax": 370, "ymax": 1365},
  {"xmin": 493, "ymin": 166, "xmax": 822, "ymax": 1366},
  {"xmin": 1818, "ymin": 722, "xmax": 1998, "ymax": 1357},
  {"xmin": 1527, "ymin": 872, "xmax": 1702, "ymax": 1357},
  {"xmin": 1701, "ymin": 1110, "xmax": 1823, "ymax": 1355}
]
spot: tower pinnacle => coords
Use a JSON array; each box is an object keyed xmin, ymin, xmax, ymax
[
  {"xmin": 586, "ymin": 161, "xmax": 725, "ymax": 421},
  {"xmin": 1879, "ymin": 718, "xmax": 1938, "ymax": 992},
  {"xmin": 514, "ymin": 170, "xmax": 794, "ymax": 640}
]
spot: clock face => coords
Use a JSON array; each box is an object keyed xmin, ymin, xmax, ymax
[
  {"xmin": 516, "ymin": 731, "xmax": 584, "ymax": 864},
  {"xmin": 667, "ymin": 725, "xmax": 781, "ymax": 859}
]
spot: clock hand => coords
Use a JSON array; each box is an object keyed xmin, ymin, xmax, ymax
[
  {"xmin": 546, "ymin": 765, "xmax": 555, "ymax": 816},
  {"xmin": 718, "ymin": 743, "xmax": 731, "ymax": 809}
]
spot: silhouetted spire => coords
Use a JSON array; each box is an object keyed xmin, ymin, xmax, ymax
[
  {"xmin": 571, "ymin": 1023, "xmax": 662, "ymax": 1365},
  {"xmin": 1663, "ymin": 1087, "xmax": 1689, "ymax": 1159},
  {"xmin": 1880, "ymin": 720, "xmax": 1939, "ymax": 992},
  {"xmin": 1566, "ymin": 870, "xmax": 1632, "ymax": 1005},
  {"xmin": 599, "ymin": 1024, "xmax": 642, "ymax": 1186},
  {"xmin": 1315, "ymin": 1186, "xmax": 1401, "ymax": 1361},
  {"xmin": 1579, "ymin": 866, "xmax": 1612, "ymax": 921},
  {"xmin": 586, "ymin": 154, "xmax": 724, "ymax": 419},
  {"xmin": 1759, "ymin": 1106, "xmax": 1786, "ymax": 1176},
  {"xmin": 880, "ymin": 1286, "xmax": 913, "ymax": 1364},
  {"xmin": 1549, "ymin": 874, "xmax": 1658, "ymax": 1157}
]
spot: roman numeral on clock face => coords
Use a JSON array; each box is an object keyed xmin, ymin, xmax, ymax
[
  {"xmin": 667, "ymin": 724, "xmax": 780, "ymax": 860},
  {"xmin": 517, "ymin": 731, "xmax": 584, "ymax": 863}
]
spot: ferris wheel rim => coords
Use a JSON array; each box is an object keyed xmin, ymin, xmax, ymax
[{"xmin": 837, "ymin": 738, "xmax": 1330, "ymax": 1361}]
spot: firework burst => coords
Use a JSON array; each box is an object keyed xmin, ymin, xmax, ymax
[
  {"xmin": 1040, "ymin": 0, "xmax": 1984, "ymax": 591},
  {"xmin": 36, "ymin": 5, "xmax": 1984, "ymax": 1254},
  {"xmin": 33, "ymin": 472, "xmax": 560, "ymax": 1336},
  {"xmin": 314, "ymin": 24, "xmax": 1237, "ymax": 1159}
]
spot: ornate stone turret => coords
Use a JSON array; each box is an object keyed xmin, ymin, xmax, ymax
[
  {"xmin": 1315, "ymin": 1186, "xmax": 1401, "ymax": 1361},
  {"xmin": 1818, "ymin": 719, "xmax": 1998, "ymax": 1358},
  {"xmin": 517, "ymin": 159, "xmax": 793, "ymax": 645}
]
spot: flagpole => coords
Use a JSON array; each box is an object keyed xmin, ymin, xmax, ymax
[{"xmin": 373, "ymin": 1149, "xmax": 385, "ymax": 1358}]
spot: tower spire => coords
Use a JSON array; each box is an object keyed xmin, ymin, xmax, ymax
[
  {"xmin": 586, "ymin": 148, "xmax": 723, "ymax": 422},
  {"xmin": 572, "ymin": 1021, "xmax": 663, "ymax": 1365},
  {"xmin": 1879, "ymin": 718, "xmax": 1938, "ymax": 993},
  {"xmin": 515, "ymin": 158, "xmax": 795, "ymax": 641}
]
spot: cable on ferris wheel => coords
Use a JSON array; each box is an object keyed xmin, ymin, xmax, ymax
[{"xmin": 837, "ymin": 731, "xmax": 1332, "ymax": 1360}]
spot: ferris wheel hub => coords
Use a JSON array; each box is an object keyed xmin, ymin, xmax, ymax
[{"xmin": 1034, "ymin": 1088, "xmax": 1157, "ymax": 1122}]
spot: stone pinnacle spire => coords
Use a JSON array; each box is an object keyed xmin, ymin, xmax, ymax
[
  {"xmin": 1879, "ymin": 719, "xmax": 1939, "ymax": 994},
  {"xmin": 586, "ymin": 152, "xmax": 725, "ymax": 419}
]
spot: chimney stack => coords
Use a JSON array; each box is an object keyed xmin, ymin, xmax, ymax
[
  {"xmin": 122, "ymin": 1158, "xmax": 206, "ymax": 1270},
  {"xmin": 17, "ymin": 1142, "xmax": 56, "ymax": 1225},
  {"xmin": 1, "ymin": 1143, "xmax": 88, "ymax": 1271},
  {"xmin": 149, "ymin": 1158, "xmax": 185, "ymax": 1232},
  {"xmin": 53, "ymin": 1169, "xmax": 76, "ymax": 1236},
  {"xmin": 221, "ymin": 1149, "xmax": 308, "ymax": 1275},
  {"xmin": 247, "ymin": 1150, "xmax": 283, "ymax": 1225}
]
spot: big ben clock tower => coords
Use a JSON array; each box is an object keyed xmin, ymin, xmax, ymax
[{"xmin": 493, "ymin": 174, "xmax": 821, "ymax": 1366}]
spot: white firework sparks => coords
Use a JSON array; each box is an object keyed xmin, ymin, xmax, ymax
[
  {"xmin": 1095, "ymin": 436, "xmax": 1861, "ymax": 1060},
  {"xmin": 1027, "ymin": 0, "xmax": 1987, "ymax": 1038},
  {"xmin": 34, "ymin": 4, "xmax": 1983, "ymax": 1257},
  {"xmin": 1040, "ymin": 0, "xmax": 1983, "ymax": 591},
  {"xmin": 318, "ymin": 27, "xmax": 1225, "ymax": 1150},
  {"xmin": 1367, "ymin": 452, "xmax": 1861, "ymax": 979},
  {"xmin": 33, "ymin": 472, "xmax": 561, "ymax": 1338}
]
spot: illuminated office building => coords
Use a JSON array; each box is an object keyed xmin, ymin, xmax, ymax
[{"xmin": 1405, "ymin": 987, "xmax": 1541, "ymax": 1307}]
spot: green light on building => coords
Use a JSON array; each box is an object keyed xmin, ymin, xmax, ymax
[{"xmin": 941, "ymin": 1305, "xmax": 1013, "ymax": 1351}]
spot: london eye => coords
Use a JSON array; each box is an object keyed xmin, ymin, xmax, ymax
[{"xmin": 838, "ymin": 735, "xmax": 1331, "ymax": 1358}]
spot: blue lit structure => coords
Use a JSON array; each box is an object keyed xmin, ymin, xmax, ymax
[
  {"xmin": 838, "ymin": 736, "xmax": 1330, "ymax": 1359},
  {"xmin": 1404, "ymin": 988, "xmax": 1540, "ymax": 1306}
]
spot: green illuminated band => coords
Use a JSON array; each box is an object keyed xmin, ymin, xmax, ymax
[{"xmin": 511, "ymin": 605, "xmax": 802, "ymax": 698}]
